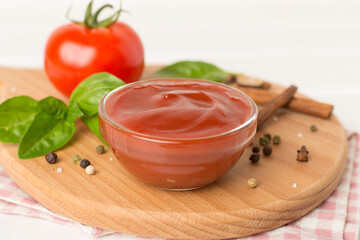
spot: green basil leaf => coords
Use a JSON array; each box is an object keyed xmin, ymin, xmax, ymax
[
  {"xmin": 0, "ymin": 96, "xmax": 39, "ymax": 144},
  {"xmin": 81, "ymin": 115, "xmax": 108, "ymax": 146},
  {"xmin": 156, "ymin": 61, "xmax": 227, "ymax": 82},
  {"xmin": 67, "ymin": 103, "xmax": 84, "ymax": 122},
  {"xmin": 69, "ymin": 72, "xmax": 125, "ymax": 116},
  {"xmin": 18, "ymin": 98, "xmax": 75, "ymax": 159},
  {"xmin": 37, "ymin": 97, "xmax": 67, "ymax": 119}
]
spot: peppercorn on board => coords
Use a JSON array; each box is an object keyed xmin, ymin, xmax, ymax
[{"xmin": 0, "ymin": 66, "xmax": 347, "ymax": 239}]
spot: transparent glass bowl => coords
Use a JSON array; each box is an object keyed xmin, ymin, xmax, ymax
[{"xmin": 98, "ymin": 78, "xmax": 258, "ymax": 190}]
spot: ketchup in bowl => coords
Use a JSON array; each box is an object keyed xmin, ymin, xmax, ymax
[{"xmin": 99, "ymin": 79, "xmax": 258, "ymax": 190}]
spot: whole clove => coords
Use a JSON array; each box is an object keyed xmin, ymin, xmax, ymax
[{"xmin": 297, "ymin": 146, "xmax": 309, "ymax": 162}]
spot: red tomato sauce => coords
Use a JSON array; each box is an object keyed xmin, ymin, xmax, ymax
[
  {"xmin": 105, "ymin": 80, "xmax": 251, "ymax": 138},
  {"xmin": 99, "ymin": 79, "xmax": 257, "ymax": 190}
]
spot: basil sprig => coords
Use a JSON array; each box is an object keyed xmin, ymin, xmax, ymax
[
  {"xmin": 18, "ymin": 97, "xmax": 77, "ymax": 159},
  {"xmin": 0, "ymin": 72, "xmax": 125, "ymax": 159},
  {"xmin": 156, "ymin": 61, "xmax": 227, "ymax": 82}
]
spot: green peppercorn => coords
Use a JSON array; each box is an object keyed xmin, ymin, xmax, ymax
[
  {"xmin": 259, "ymin": 137, "xmax": 269, "ymax": 146},
  {"xmin": 72, "ymin": 154, "xmax": 82, "ymax": 165},
  {"xmin": 95, "ymin": 145, "xmax": 105, "ymax": 154},
  {"xmin": 80, "ymin": 159, "xmax": 91, "ymax": 169},
  {"xmin": 263, "ymin": 146, "xmax": 273, "ymax": 156},
  {"xmin": 273, "ymin": 135, "xmax": 281, "ymax": 145},
  {"xmin": 252, "ymin": 146, "xmax": 260, "ymax": 153},
  {"xmin": 249, "ymin": 153, "xmax": 260, "ymax": 163},
  {"xmin": 310, "ymin": 125, "xmax": 318, "ymax": 132},
  {"xmin": 264, "ymin": 133, "xmax": 271, "ymax": 141},
  {"xmin": 45, "ymin": 152, "xmax": 57, "ymax": 164}
]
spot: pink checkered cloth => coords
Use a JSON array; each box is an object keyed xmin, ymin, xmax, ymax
[{"xmin": 0, "ymin": 134, "xmax": 359, "ymax": 239}]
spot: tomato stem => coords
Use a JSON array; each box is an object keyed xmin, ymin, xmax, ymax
[{"xmin": 66, "ymin": 0, "xmax": 124, "ymax": 28}]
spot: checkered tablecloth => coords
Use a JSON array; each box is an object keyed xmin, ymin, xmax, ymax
[{"xmin": 0, "ymin": 133, "xmax": 359, "ymax": 239}]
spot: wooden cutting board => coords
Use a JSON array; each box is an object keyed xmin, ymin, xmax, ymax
[{"xmin": 0, "ymin": 66, "xmax": 347, "ymax": 239}]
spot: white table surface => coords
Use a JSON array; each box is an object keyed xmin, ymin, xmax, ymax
[{"xmin": 0, "ymin": 0, "xmax": 360, "ymax": 239}]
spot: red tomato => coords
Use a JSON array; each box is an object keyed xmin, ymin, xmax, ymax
[{"xmin": 44, "ymin": 22, "xmax": 144, "ymax": 97}]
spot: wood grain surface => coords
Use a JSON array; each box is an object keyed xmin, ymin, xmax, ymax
[{"xmin": 0, "ymin": 66, "xmax": 348, "ymax": 239}]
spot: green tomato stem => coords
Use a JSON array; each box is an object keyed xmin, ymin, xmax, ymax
[{"xmin": 66, "ymin": 0, "xmax": 124, "ymax": 28}]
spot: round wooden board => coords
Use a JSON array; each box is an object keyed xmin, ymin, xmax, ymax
[{"xmin": 0, "ymin": 66, "xmax": 347, "ymax": 239}]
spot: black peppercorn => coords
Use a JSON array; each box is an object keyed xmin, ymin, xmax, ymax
[
  {"xmin": 263, "ymin": 146, "xmax": 273, "ymax": 156},
  {"xmin": 80, "ymin": 159, "xmax": 91, "ymax": 169},
  {"xmin": 249, "ymin": 153, "xmax": 260, "ymax": 163},
  {"xmin": 264, "ymin": 133, "xmax": 271, "ymax": 141},
  {"xmin": 252, "ymin": 146, "xmax": 260, "ymax": 153},
  {"xmin": 45, "ymin": 152, "xmax": 57, "ymax": 164}
]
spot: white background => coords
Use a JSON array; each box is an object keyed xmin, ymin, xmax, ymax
[{"xmin": 0, "ymin": 0, "xmax": 359, "ymax": 239}]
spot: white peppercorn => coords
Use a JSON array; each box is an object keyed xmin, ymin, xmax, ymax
[
  {"xmin": 248, "ymin": 178, "xmax": 257, "ymax": 188},
  {"xmin": 85, "ymin": 165, "xmax": 95, "ymax": 175}
]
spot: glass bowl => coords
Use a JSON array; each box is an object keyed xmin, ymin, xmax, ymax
[{"xmin": 98, "ymin": 78, "xmax": 258, "ymax": 190}]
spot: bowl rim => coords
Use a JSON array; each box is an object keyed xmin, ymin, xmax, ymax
[{"xmin": 98, "ymin": 78, "xmax": 258, "ymax": 142}]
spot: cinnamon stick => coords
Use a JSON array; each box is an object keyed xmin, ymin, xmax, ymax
[
  {"xmin": 225, "ymin": 75, "xmax": 271, "ymax": 89},
  {"xmin": 237, "ymin": 82, "xmax": 271, "ymax": 89},
  {"xmin": 257, "ymin": 85, "xmax": 297, "ymax": 129},
  {"xmin": 236, "ymin": 87, "xmax": 333, "ymax": 119}
]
